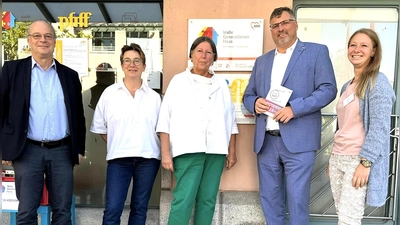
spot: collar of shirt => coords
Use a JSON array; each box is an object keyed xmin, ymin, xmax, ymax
[
  {"xmin": 31, "ymin": 57, "xmax": 56, "ymax": 71},
  {"xmin": 186, "ymin": 66, "xmax": 216, "ymax": 87},
  {"xmin": 274, "ymin": 38, "xmax": 298, "ymax": 56},
  {"xmin": 116, "ymin": 79, "xmax": 151, "ymax": 94},
  {"xmin": 186, "ymin": 66, "xmax": 215, "ymax": 76}
]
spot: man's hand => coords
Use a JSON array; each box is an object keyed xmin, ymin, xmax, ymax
[
  {"xmin": 75, "ymin": 154, "xmax": 84, "ymax": 166},
  {"xmin": 273, "ymin": 106, "xmax": 294, "ymax": 123},
  {"xmin": 255, "ymin": 98, "xmax": 270, "ymax": 114}
]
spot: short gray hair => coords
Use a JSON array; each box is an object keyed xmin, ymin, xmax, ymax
[{"xmin": 27, "ymin": 19, "xmax": 57, "ymax": 39}]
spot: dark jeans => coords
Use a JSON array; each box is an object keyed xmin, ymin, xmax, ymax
[
  {"xmin": 13, "ymin": 143, "xmax": 74, "ymax": 225},
  {"xmin": 102, "ymin": 157, "xmax": 160, "ymax": 225}
]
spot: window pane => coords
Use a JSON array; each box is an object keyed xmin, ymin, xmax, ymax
[
  {"xmin": 297, "ymin": 8, "xmax": 398, "ymax": 114},
  {"xmin": 297, "ymin": 7, "xmax": 398, "ymax": 218},
  {"xmin": 103, "ymin": 32, "xmax": 111, "ymax": 38},
  {"xmin": 140, "ymin": 32, "xmax": 148, "ymax": 38}
]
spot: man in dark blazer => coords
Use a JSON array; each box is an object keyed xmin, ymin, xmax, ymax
[
  {"xmin": 0, "ymin": 20, "xmax": 86, "ymax": 224},
  {"xmin": 243, "ymin": 7, "xmax": 337, "ymax": 225}
]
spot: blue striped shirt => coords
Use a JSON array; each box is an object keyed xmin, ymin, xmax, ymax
[{"xmin": 27, "ymin": 58, "xmax": 69, "ymax": 141}]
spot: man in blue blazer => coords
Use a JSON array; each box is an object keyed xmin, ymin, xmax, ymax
[
  {"xmin": 243, "ymin": 7, "xmax": 337, "ymax": 225},
  {"xmin": 0, "ymin": 20, "xmax": 86, "ymax": 224}
]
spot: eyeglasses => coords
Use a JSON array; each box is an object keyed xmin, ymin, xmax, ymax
[
  {"xmin": 269, "ymin": 19, "xmax": 296, "ymax": 30},
  {"xmin": 28, "ymin": 33, "xmax": 54, "ymax": 40},
  {"xmin": 195, "ymin": 49, "xmax": 214, "ymax": 57},
  {"xmin": 123, "ymin": 58, "xmax": 142, "ymax": 66}
]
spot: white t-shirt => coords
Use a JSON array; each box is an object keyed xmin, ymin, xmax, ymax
[{"xmin": 90, "ymin": 81, "xmax": 161, "ymax": 160}]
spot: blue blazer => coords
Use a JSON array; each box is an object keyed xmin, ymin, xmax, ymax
[
  {"xmin": 243, "ymin": 40, "xmax": 337, "ymax": 154},
  {"xmin": 0, "ymin": 56, "xmax": 86, "ymax": 165}
]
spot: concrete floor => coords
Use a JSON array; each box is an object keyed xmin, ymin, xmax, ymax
[{"xmin": 2, "ymin": 208, "xmax": 159, "ymax": 225}]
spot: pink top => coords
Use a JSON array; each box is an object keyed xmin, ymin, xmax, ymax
[{"xmin": 332, "ymin": 82, "xmax": 365, "ymax": 155}]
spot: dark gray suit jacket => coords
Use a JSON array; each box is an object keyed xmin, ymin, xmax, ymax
[{"xmin": 0, "ymin": 56, "xmax": 86, "ymax": 165}]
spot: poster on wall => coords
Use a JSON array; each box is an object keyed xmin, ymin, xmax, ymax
[
  {"xmin": 18, "ymin": 38, "xmax": 88, "ymax": 78},
  {"xmin": 220, "ymin": 74, "xmax": 255, "ymax": 124},
  {"xmin": 55, "ymin": 38, "xmax": 89, "ymax": 78},
  {"xmin": 127, "ymin": 37, "xmax": 162, "ymax": 72},
  {"xmin": 2, "ymin": 171, "xmax": 19, "ymax": 210},
  {"xmin": 18, "ymin": 38, "xmax": 32, "ymax": 59},
  {"xmin": 128, "ymin": 37, "xmax": 162, "ymax": 89},
  {"xmin": 188, "ymin": 19, "xmax": 264, "ymax": 71}
]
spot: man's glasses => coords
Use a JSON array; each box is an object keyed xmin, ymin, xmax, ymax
[
  {"xmin": 28, "ymin": 33, "xmax": 54, "ymax": 40},
  {"xmin": 123, "ymin": 58, "xmax": 143, "ymax": 66},
  {"xmin": 269, "ymin": 19, "xmax": 296, "ymax": 30}
]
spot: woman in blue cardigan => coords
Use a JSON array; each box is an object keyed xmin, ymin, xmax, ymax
[{"xmin": 327, "ymin": 28, "xmax": 395, "ymax": 225}]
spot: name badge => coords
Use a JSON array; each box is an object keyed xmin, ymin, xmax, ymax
[{"xmin": 343, "ymin": 93, "xmax": 355, "ymax": 107}]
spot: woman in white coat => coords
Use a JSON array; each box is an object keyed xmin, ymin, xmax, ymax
[{"xmin": 157, "ymin": 36, "xmax": 238, "ymax": 225}]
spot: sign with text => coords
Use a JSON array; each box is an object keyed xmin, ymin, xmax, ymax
[
  {"xmin": 56, "ymin": 38, "xmax": 89, "ymax": 78},
  {"xmin": 188, "ymin": 19, "xmax": 264, "ymax": 71},
  {"xmin": 2, "ymin": 182, "xmax": 19, "ymax": 210},
  {"xmin": 2, "ymin": 170, "xmax": 18, "ymax": 210},
  {"xmin": 17, "ymin": 38, "xmax": 31, "ymax": 59},
  {"xmin": 58, "ymin": 12, "xmax": 92, "ymax": 31}
]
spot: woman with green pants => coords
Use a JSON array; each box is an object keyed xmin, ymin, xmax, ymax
[{"xmin": 157, "ymin": 36, "xmax": 239, "ymax": 225}]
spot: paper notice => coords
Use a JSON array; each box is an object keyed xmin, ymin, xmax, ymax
[{"xmin": 263, "ymin": 86, "xmax": 293, "ymax": 117}]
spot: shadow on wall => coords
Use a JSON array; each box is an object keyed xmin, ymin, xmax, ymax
[{"xmin": 89, "ymin": 63, "xmax": 116, "ymax": 110}]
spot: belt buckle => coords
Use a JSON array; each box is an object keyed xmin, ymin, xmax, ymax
[
  {"xmin": 41, "ymin": 141, "xmax": 50, "ymax": 148},
  {"xmin": 268, "ymin": 130, "xmax": 280, "ymax": 136}
]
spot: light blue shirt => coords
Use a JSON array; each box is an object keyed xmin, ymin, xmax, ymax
[{"xmin": 27, "ymin": 58, "xmax": 69, "ymax": 141}]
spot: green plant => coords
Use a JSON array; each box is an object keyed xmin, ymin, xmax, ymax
[{"xmin": 2, "ymin": 21, "xmax": 29, "ymax": 60}]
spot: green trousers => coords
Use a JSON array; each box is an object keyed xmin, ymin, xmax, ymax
[{"xmin": 167, "ymin": 153, "xmax": 226, "ymax": 225}]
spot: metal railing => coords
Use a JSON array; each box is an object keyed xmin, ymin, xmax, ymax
[{"xmin": 91, "ymin": 46, "xmax": 115, "ymax": 52}]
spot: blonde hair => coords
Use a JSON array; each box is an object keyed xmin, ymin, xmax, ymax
[{"xmin": 348, "ymin": 28, "xmax": 382, "ymax": 98}]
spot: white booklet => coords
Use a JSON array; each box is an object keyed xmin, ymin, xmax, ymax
[{"xmin": 263, "ymin": 85, "xmax": 293, "ymax": 117}]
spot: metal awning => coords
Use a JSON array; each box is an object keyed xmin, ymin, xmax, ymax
[{"xmin": 3, "ymin": 1, "xmax": 163, "ymax": 23}]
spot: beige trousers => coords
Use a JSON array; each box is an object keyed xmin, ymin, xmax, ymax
[{"xmin": 329, "ymin": 154, "xmax": 367, "ymax": 225}]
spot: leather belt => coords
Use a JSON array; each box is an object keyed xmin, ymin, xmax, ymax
[
  {"xmin": 267, "ymin": 130, "xmax": 281, "ymax": 137},
  {"xmin": 27, "ymin": 136, "xmax": 70, "ymax": 149}
]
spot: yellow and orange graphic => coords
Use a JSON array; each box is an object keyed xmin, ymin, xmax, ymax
[{"xmin": 229, "ymin": 78, "xmax": 249, "ymax": 104}]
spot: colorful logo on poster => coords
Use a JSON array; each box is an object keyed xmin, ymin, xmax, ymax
[
  {"xmin": 2, "ymin": 11, "xmax": 16, "ymax": 30},
  {"xmin": 199, "ymin": 27, "xmax": 219, "ymax": 45}
]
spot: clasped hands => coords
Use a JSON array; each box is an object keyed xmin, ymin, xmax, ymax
[{"xmin": 255, "ymin": 98, "xmax": 294, "ymax": 123}]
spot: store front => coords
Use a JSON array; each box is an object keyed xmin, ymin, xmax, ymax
[
  {"xmin": 3, "ymin": 0, "xmax": 400, "ymax": 224},
  {"xmin": 2, "ymin": 0, "xmax": 164, "ymax": 209}
]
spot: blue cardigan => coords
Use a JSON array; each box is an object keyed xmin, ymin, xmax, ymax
[{"xmin": 341, "ymin": 72, "xmax": 395, "ymax": 207}]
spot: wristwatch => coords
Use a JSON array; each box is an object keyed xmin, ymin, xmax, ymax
[{"xmin": 360, "ymin": 159, "xmax": 372, "ymax": 168}]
